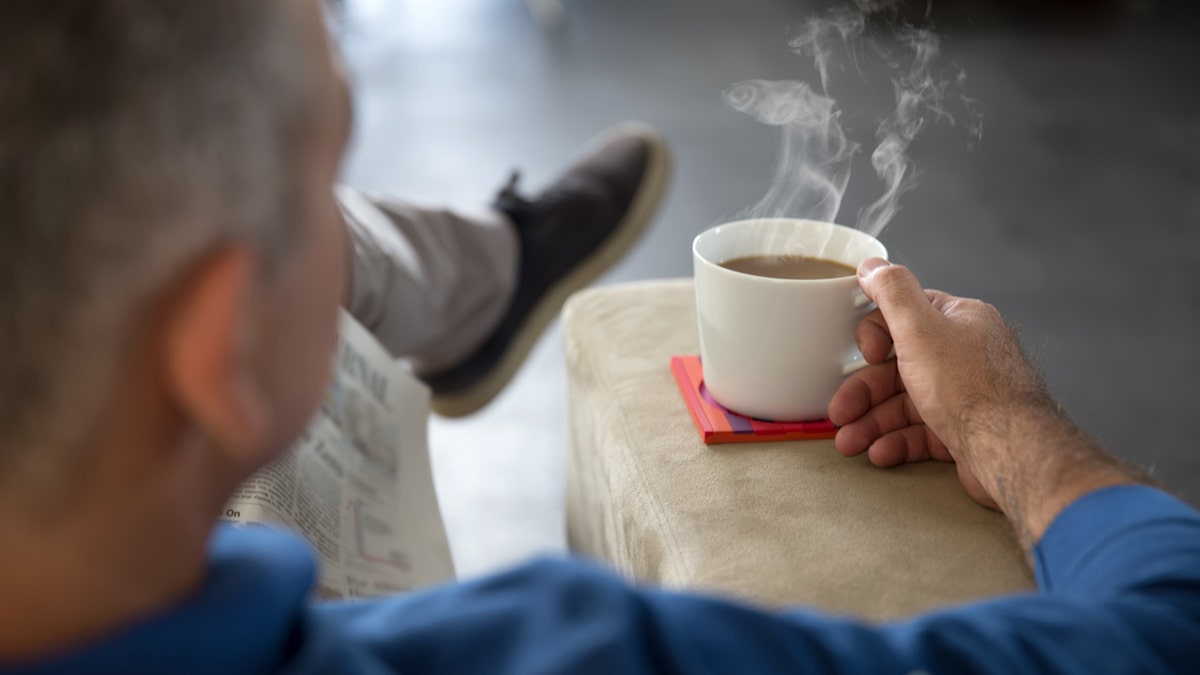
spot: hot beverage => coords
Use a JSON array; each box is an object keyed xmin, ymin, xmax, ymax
[
  {"xmin": 693, "ymin": 219, "xmax": 887, "ymax": 421},
  {"xmin": 719, "ymin": 255, "xmax": 855, "ymax": 280}
]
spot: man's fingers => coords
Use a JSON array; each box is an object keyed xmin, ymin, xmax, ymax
[
  {"xmin": 833, "ymin": 391, "xmax": 921, "ymax": 457},
  {"xmin": 857, "ymin": 260, "xmax": 939, "ymax": 336},
  {"xmin": 855, "ymin": 308, "xmax": 894, "ymax": 363},
  {"xmin": 856, "ymin": 289, "xmax": 956, "ymax": 362},
  {"xmin": 866, "ymin": 425, "xmax": 944, "ymax": 468},
  {"xmin": 828, "ymin": 360, "xmax": 903, "ymax": 427}
]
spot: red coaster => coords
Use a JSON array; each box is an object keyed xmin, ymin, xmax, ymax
[{"xmin": 670, "ymin": 355, "xmax": 837, "ymax": 445}]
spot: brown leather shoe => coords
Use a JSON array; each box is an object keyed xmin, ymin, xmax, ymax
[{"xmin": 423, "ymin": 122, "xmax": 671, "ymax": 417}]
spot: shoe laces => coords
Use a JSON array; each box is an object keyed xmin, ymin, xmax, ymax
[
  {"xmin": 497, "ymin": 170, "xmax": 530, "ymax": 205},
  {"xmin": 495, "ymin": 170, "xmax": 543, "ymax": 233}
]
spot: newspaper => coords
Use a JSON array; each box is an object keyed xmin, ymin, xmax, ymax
[{"xmin": 224, "ymin": 311, "xmax": 455, "ymax": 599}]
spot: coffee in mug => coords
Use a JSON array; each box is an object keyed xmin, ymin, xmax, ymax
[{"xmin": 719, "ymin": 255, "xmax": 856, "ymax": 280}]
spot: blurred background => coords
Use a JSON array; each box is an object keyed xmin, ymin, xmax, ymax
[{"xmin": 332, "ymin": 0, "xmax": 1200, "ymax": 578}]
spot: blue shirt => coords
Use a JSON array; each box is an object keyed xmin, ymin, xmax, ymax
[{"xmin": 7, "ymin": 485, "xmax": 1200, "ymax": 674}]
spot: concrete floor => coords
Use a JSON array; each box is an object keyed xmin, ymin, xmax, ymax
[{"xmin": 336, "ymin": 0, "xmax": 1200, "ymax": 579}]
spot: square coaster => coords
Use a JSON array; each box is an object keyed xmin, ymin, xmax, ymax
[{"xmin": 670, "ymin": 355, "xmax": 837, "ymax": 445}]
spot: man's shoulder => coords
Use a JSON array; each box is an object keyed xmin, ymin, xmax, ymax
[{"xmin": 209, "ymin": 523, "xmax": 317, "ymax": 588}]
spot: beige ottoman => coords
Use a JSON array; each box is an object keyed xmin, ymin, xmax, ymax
[{"xmin": 562, "ymin": 279, "xmax": 1033, "ymax": 621}]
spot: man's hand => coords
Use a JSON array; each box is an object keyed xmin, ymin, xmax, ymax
[
  {"xmin": 828, "ymin": 258, "xmax": 1145, "ymax": 547},
  {"xmin": 827, "ymin": 258, "xmax": 1046, "ymax": 508}
]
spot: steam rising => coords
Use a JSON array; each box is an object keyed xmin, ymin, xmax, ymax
[
  {"xmin": 725, "ymin": 2, "xmax": 980, "ymax": 239},
  {"xmin": 724, "ymin": 81, "xmax": 855, "ymax": 225}
]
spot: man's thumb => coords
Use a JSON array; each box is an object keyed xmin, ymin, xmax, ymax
[{"xmin": 857, "ymin": 259, "xmax": 932, "ymax": 328}]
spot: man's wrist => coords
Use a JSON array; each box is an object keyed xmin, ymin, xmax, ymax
[
  {"xmin": 953, "ymin": 390, "xmax": 1059, "ymax": 463},
  {"xmin": 958, "ymin": 399, "xmax": 1148, "ymax": 549}
]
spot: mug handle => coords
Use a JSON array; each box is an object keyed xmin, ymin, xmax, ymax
[
  {"xmin": 844, "ymin": 286, "xmax": 895, "ymax": 375},
  {"xmin": 844, "ymin": 285, "xmax": 875, "ymax": 375},
  {"xmin": 853, "ymin": 286, "xmax": 873, "ymax": 310}
]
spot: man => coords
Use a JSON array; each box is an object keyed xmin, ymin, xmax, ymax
[{"xmin": 1, "ymin": 2, "xmax": 1198, "ymax": 674}]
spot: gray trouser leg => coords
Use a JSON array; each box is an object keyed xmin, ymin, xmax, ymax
[{"xmin": 337, "ymin": 186, "xmax": 519, "ymax": 371}]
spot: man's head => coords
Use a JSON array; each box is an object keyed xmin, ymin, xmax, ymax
[{"xmin": 0, "ymin": 0, "xmax": 351, "ymax": 504}]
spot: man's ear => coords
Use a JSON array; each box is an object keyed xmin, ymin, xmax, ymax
[{"xmin": 162, "ymin": 246, "xmax": 274, "ymax": 466}]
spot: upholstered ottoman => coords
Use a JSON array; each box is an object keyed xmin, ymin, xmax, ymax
[{"xmin": 562, "ymin": 279, "xmax": 1033, "ymax": 621}]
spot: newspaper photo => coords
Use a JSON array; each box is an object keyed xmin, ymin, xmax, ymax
[{"xmin": 224, "ymin": 311, "xmax": 455, "ymax": 599}]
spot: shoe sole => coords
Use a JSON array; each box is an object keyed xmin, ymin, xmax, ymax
[{"xmin": 430, "ymin": 122, "xmax": 672, "ymax": 417}]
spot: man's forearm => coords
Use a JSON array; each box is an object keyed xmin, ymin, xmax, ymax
[{"xmin": 960, "ymin": 397, "xmax": 1153, "ymax": 550}]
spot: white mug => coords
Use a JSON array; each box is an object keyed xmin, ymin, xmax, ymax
[{"xmin": 692, "ymin": 218, "xmax": 888, "ymax": 422}]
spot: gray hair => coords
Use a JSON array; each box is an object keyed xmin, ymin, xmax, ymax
[{"xmin": 0, "ymin": 0, "xmax": 320, "ymax": 492}]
